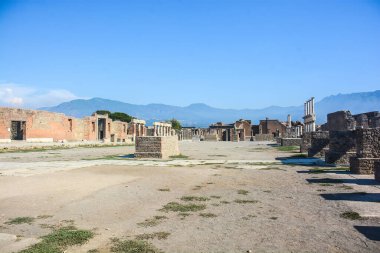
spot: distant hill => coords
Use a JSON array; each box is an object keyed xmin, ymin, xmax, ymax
[{"xmin": 40, "ymin": 90, "xmax": 380, "ymax": 127}]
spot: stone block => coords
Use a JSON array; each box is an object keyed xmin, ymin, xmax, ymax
[
  {"xmin": 254, "ymin": 134, "xmax": 274, "ymax": 141},
  {"xmin": 355, "ymin": 128, "xmax": 380, "ymax": 158},
  {"xmin": 300, "ymin": 132, "xmax": 312, "ymax": 153},
  {"xmin": 350, "ymin": 157, "xmax": 380, "ymax": 174},
  {"xmin": 325, "ymin": 151, "xmax": 356, "ymax": 165},
  {"xmin": 308, "ymin": 131, "xmax": 329, "ymax": 158},
  {"xmin": 325, "ymin": 130, "xmax": 356, "ymax": 165},
  {"xmin": 135, "ymin": 136, "xmax": 179, "ymax": 159}
]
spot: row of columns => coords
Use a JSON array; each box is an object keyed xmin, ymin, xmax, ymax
[
  {"xmin": 153, "ymin": 123, "xmax": 172, "ymax": 136},
  {"xmin": 304, "ymin": 97, "xmax": 316, "ymax": 133},
  {"xmin": 304, "ymin": 97, "xmax": 315, "ymax": 116},
  {"xmin": 134, "ymin": 123, "xmax": 146, "ymax": 137}
]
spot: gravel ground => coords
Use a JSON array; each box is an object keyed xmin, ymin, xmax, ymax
[{"xmin": 0, "ymin": 141, "xmax": 379, "ymax": 253}]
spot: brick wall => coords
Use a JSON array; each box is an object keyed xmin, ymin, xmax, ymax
[
  {"xmin": 349, "ymin": 128, "xmax": 380, "ymax": 174},
  {"xmin": 0, "ymin": 107, "xmax": 132, "ymax": 143},
  {"xmin": 300, "ymin": 132, "xmax": 312, "ymax": 153},
  {"xmin": 325, "ymin": 130, "xmax": 356, "ymax": 165},
  {"xmin": 135, "ymin": 136, "xmax": 179, "ymax": 159},
  {"xmin": 308, "ymin": 131, "xmax": 329, "ymax": 158}
]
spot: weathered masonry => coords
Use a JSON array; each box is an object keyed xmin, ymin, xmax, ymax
[
  {"xmin": 134, "ymin": 136, "xmax": 180, "ymax": 159},
  {"xmin": 350, "ymin": 128, "xmax": 380, "ymax": 174},
  {"xmin": 325, "ymin": 110, "xmax": 380, "ymax": 165},
  {"xmin": 209, "ymin": 119, "xmax": 253, "ymax": 141},
  {"xmin": 0, "ymin": 107, "xmax": 146, "ymax": 143}
]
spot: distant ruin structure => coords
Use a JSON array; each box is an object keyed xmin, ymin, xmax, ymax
[
  {"xmin": 0, "ymin": 107, "xmax": 146, "ymax": 143},
  {"xmin": 208, "ymin": 119, "xmax": 253, "ymax": 141},
  {"xmin": 303, "ymin": 97, "xmax": 316, "ymax": 133},
  {"xmin": 153, "ymin": 122, "xmax": 173, "ymax": 136}
]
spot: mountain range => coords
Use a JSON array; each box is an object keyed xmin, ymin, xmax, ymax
[{"xmin": 40, "ymin": 90, "xmax": 380, "ymax": 127}]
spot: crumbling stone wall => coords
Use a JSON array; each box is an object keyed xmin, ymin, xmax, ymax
[
  {"xmin": 281, "ymin": 138, "xmax": 301, "ymax": 147},
  {"xmin": 134, "ymin": 136, "xmax": 179, "ymax": 159},
  {"xmin": 300, "ymin": 132, "xmax": 312, "ymax": 153},
  {"xmin": 204, "ymin": 133, "xmax": 219, "ymax": 141},
  {"xmin": 327, "ymin": 111, "xmax": 356, "ymax": 131},
  {"xmin": 325, "ymin": 130, "xmax": 356, "ymax": 165},
  {"xmin": 254, "ymin": 134, "xmax": 274, "ymax": 141},
  {"xmin": 308, "ymin": 131, "xmax": 329, "ymax": 158},
  {"xmin": 0, "ymin": 107, "xmax": 133, "ymax": 143},
  {"xmin": 350, "ymin": 128, "xmax": 380, "ymax": 174}
]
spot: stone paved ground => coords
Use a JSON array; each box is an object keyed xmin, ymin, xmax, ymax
[{"xmin": 0, "ymin": 141, "xmax": 379, "ymax": 253}]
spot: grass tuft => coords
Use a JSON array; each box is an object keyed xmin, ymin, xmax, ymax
[
  {"xmin": 234, "ymin": 199, "xmax": 259, "ymax": 204},
  {"xmin": 160, "ymin": 202, "xmax": 206, "ymax": 212},
  {"xmin": 169, "ymin": 154, "xmax": 189, "ymax": 159},
  {"xmin": 157, "ymin": 188, "xmax": 170, "ymax": 192},
  {"xmin": 135, "ymin": 232, "xmax": 170, "ymax": 240},
  {"xmin": 259, "ymin": 167, "xmax": 285, "ymax": 171},
  {"xmin": 6, "ymin": 216, "xmax": 35, "ymax": 225},
  {"xmin": 276, "ymin": 146, "xmax": 300, "ymax": 152},
  {"xmin": 137, "ymin": 216, "xmax": 168, "ymax": 227},
  {"xmin": 180, "ymin": 196, "xmax": 210, "ymax": 202},
  {"xmin": 340, "ymin": 211, "xmax": 361, "ymax": 220},
  {"xmin": 111, "ymin": 238, "xmax": 163, "ymax": 253},
  {"xmin": 199, "ymin": 213, "xmax": 217, "ymax": 218},
  {"xmin": 237, "ymin": 190, "xmax": 249, "ymax": 195},
  {"xmin": 20, "ymin": 226, "xmax": 94, "ymax": 253}
]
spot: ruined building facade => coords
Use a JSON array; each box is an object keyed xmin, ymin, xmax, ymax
[{"xmin": 0, "ymin": 107, "xmax": 146, "ymax": 143}]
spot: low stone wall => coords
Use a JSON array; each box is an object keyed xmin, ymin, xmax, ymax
[
  {"xmin": 300, "ymin": 132, "xmax": 312, "ymax": 153},
  {"xmin": 350, "ymin": 157, "xmax": 380, "ymax": 174},
  {"xmin": 134, "ymin": 136, "xmax": 180, "ymax": 159},
  {"xmin": 308, "ymin": 131, "xmax": 329, "ymax": 158},
  {"xmin": 254, "ymin": 134, "xmax": 274, "ymax": 141},
  {"xmin": 375, "ymin": 161, "xmax": 380, "ymax": 182},
  {"xmin": 325, "ymin": 130, "xmax": 356, "ymax": 165},
  {"xmin": 281, "ymin": 138, "xmax": 301, "ymax": 147},
  {"xmin": 349, "ymin": 128, "xmax": 380, "ymax": 174},
  {"xmin": 204, "ymin": 133, "xmax": 219, "ymax": 141}
]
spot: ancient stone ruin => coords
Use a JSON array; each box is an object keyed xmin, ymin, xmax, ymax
[
  {"xmin": 350, "ymin": 128, "xmax": 380, "ymax": 174},
  {"xmin": 134, "ymin": 136, "xmax": 180, "ymax": 159},
  {"xmin": 303, "ymin": 97, "xmax": 316, "ymax": 133},
  {"xmin": 0, "ymin": 107, "xmax": 146, "ymax": 143}
]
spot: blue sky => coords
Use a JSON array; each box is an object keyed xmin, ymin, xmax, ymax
[{"xmin": 0, "ymin": 0, "xmax": 380, "ymax": 109}]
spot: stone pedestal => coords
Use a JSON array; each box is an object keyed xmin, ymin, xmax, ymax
[
  {"xmin": 308, "ymin": 131, "xmax": 329, "ymax": 158},
  {"xmin": 300, "ymin": 132, "xmax": 312, "ymax": 153},
  {"xmin": 325, "ymin": 130, "xmax": 356, "ymax": 165},
  {"xmin": 349, "ymin": 128, "xmax": 380, "ymax": 174},
  {"xmin": 350, "ymin": 157, "xmax": 380, "ymax": 174},
  {"xmin": 135, "ymin": 136, "xmax": 180, "ymax": 159}
]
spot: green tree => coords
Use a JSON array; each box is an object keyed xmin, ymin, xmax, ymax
[
  {"xmin": 95, "ymin": 110, "xmax": 111, "ymax": 116},
  {"xmin": 169, "ymin": 118, "xmax": 182, "ymax": 130},
  {"xmin": 110, "ymin": 112, "xmax": 133, "ymax": 123},
  {"xmin": 94, "ymin": 111, "xmax": 133, "ymax": 123}
]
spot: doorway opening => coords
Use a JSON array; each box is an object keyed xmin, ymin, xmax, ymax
[
  {"xmin": 11, "ymin": 121, "xmax": 26, "ymax": 140},
  {"xmin": 98, "ymin": 118, "xmax": 106, "ymax": 140}
]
